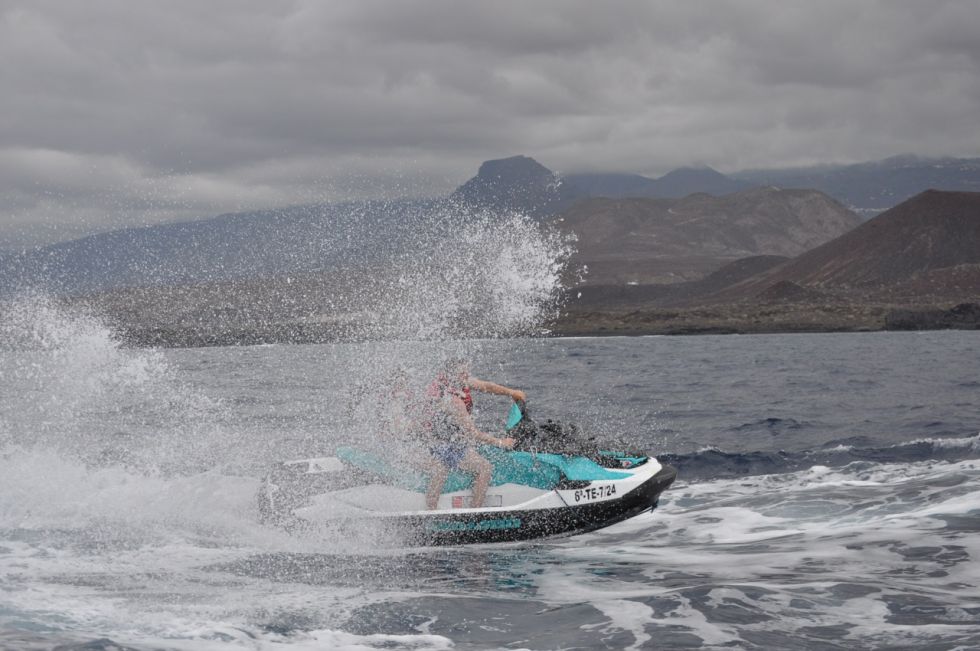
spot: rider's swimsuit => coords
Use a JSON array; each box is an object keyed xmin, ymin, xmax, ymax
[{"xmin": 426, "ymin": 376, "xmax": 473, "ymax": 469}]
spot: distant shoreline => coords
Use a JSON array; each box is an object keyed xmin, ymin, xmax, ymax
[
  {"xmin": 114, "ymin": 302, "xmax": 979, "ymax": 349},
  {"xmin": 553, "ymin": 301, "xmax": 980, "ymax": 338}
]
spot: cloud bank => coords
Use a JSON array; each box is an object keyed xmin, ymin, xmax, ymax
[{"xmin": 2, "ymin": 0, "xmax": 979, "ymax": 247}]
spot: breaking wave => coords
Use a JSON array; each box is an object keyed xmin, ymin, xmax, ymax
[{"xmin": 0, "ymin": 293, "xmax": 237, "ymax": 473}]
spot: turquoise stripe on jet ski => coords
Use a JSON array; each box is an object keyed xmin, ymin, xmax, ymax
[
  {"xmin": 478, "ymin": 446, "xmax": 561, "ymax": 489},
  {"xmin": 526, "ymin": 452, "xmax": 631, "ymax": 481},
  {"xmin": 335, "ymin": 446, "xmax": 441, "ymax": 492},
  {"xmin": 335, "ymin": 446, "xmax": 629, "ymax": 494},
  {"xmin": 335, "ymin": 446, "xmax": 558, "ymax": 492}
]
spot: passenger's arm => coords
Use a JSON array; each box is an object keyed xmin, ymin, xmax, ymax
[
  {"xmin": 446, "ymin": 395, "xmax": 514, "ymax": 448},
  {"xmin": 469, "ymin": 377, "xmax": 526, "ymax": 403}
]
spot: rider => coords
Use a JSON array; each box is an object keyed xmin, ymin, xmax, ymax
[{"xmin": 424, "ymin": 359, "xmax": 525, "ymax": 510}]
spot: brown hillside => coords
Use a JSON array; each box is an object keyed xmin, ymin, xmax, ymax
[
  {"xmin": 569, "ymin": 255, "xmax": 790, "ymax": 309},
  {"xmin": 555, "ymin": 188, "xmax": 859, "ymax": 285},
  {"xmin": 764, "ymin": 190, "xmax": 980, "ymax": 288}
]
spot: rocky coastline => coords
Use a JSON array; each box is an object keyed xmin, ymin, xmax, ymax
[
  {"xmin": 109, "ymin": 301, "xmax": 980, "ymax": 349},
  {"xmin": 553, "ymin": 302, "xmax": 980, "ymax": 338}
]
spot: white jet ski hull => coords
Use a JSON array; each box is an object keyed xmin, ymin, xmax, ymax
[{"xmin": 259, "ymin": 454, "xmax": 676, "ymax": 545}]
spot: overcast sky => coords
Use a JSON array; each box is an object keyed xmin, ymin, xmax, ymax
[{"xmin": 2, "ymin": 0, "xmax": 979, "ymax": 248}]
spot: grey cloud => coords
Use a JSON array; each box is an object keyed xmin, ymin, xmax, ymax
[{"xmin": 1, "ymin": 0, "xmax": 979, "ymax": 248}]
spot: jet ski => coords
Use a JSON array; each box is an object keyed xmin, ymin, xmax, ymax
[{"xmin": 257, "ymin": 402, "xmax": 676, "ymax": 545}]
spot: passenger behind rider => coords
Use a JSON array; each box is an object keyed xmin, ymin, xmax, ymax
[{"xmin": 424, "ymin": 359, "xmax": 525, "ymax": 510}]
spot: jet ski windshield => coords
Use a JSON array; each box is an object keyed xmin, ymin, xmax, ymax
[{"xmin": 506, "ymin": 401, "xmax": 524, "ymax": 431}]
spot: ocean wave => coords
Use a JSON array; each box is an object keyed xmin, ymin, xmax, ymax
[
  {"xmin": 731, "ymin": 417, "xmax": 809, "ymax": 433},
  {"xmin": 659, "ymin": 433, "xmax": 980, "ymax": 481}
]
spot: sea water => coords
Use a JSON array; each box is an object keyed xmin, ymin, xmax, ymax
[
  {"xmin": 1, "ymin": 312, "xmax": 979, "ymax": 649},
  {"xmin": 2, "ymin": 205, "xmax": 978, "ymax": 649}
]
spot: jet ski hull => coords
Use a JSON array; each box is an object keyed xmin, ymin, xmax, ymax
[
  {"xmin": 259, "ymin": 456, "xmax": 677, "ymax": 546},
  {"xmin": 391, "ymin": 463, "xmax": 677, "ymax": 545}
]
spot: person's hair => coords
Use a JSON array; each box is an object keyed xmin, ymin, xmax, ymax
[
  {"xmin": 437, "ymin": 357, "xmax": 469, "ymax": 390},
  {"xmin": 440, "ymin": 357, "xmax": 467, "ymax": 376}
]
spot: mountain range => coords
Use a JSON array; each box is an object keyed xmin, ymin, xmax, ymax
[
  {"xmin": 58, "ymin": 183, "xmax": 858, "ymax": 343},
  {"xmin": 0, "ymin": 155, "xmax": 859, "ymax": 296},
  {"xmin": 734, "ymin": 155, "xmax": 980, "ymax": 216},
  {"xmin": 3, "ymin": 154, "xmax": 979, "ymax": 340},
  {"xmin": 563, "ymin": 190, "xmax": 980, "ymax": 335},
  {"xmin": 552, "ymin": 187, "xmax": 858, "ymax": 285},
  {"xmin": 450, "ymin": 155, "xmax": 755, "ymax": 217},
  {"xmin": 0, "ymin": 199, "xmax": 444, "ymax": 295},
  {"xmin": 712, "ymin": 189, "xmax": 980, "ymax": 301},
  {"xmin": 451, "ymin": 153, "xmax": 980, "ymax": 219}
]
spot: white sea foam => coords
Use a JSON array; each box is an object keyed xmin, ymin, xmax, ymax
[
  {"xmin": 0, "ymin": 293, "xmax": 239, "ymax": 473},
  {"xmin": 909, "ymin": 432, "xmax": 980, "ymax": 449},
  {"xmin": 0, "ymin": 446, "xmax": 452, "ymax": 650},
  {"xmin": 589, "ymin": 599, "xmax": 654, "ymax": 650},
  {"xmin": 529, "ymin": 455, "xmax": 980, "ymax": 647}
]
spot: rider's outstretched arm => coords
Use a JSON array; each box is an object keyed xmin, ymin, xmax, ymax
[
  {"xmin": 469, "ymin": 378, "xmax": 526, "ymax": 402},
  {"xmin": 446, "ymin": 395, "xmax": 514, "ymax": 448}
]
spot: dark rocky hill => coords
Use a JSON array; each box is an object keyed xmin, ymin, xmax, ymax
[
  {"xmin": 885, "ymin": 303, "xmax": 980, "ymax": 331},
  {"xmin": 715, "ymin": 189, "xmax": 980, "ymax": 299},
  {"xmin": 450, "ymin": 155, "xmax": 564, "ymax": 217}
]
